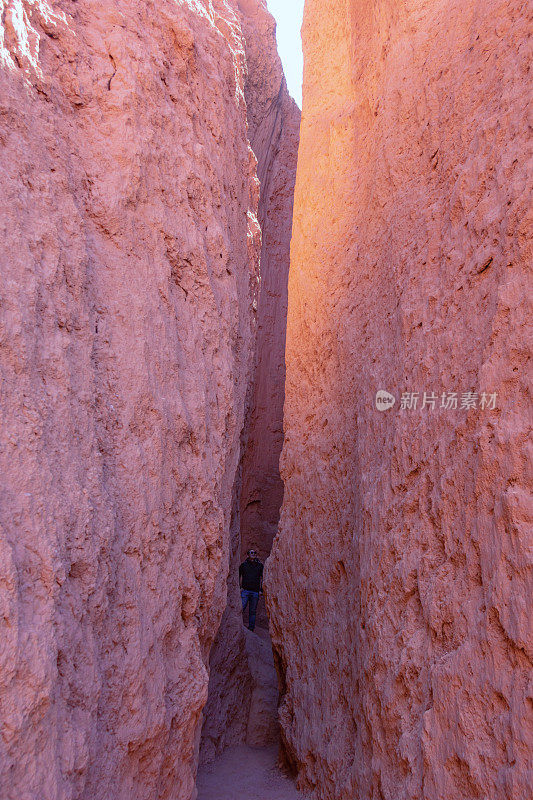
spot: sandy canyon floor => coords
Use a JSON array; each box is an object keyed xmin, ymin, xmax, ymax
[{"xmin": 197, "ymin": 744, "xmax": 307, "ymax": 800}]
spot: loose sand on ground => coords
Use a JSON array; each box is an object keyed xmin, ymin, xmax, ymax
[{"xmin": 196, "ymin": 745, "xmax": 307, "ymax": 800}]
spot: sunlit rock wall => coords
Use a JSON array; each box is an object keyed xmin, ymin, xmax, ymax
[{"xmin": 266, "ymin": 0, "xmax": 532, "ymax": 798}]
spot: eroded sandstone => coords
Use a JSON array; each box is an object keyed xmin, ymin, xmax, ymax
[
  {"xmin": 266, "ymin": 1, "xmax": 532, "ymax": 798},
  {"xmin": 0, "ymin": 2, "xmax": 262, "ymax": 798}
]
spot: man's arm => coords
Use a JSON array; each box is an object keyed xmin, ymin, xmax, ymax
[{"xmin": 238, "ymin": 563, "xmax": 243, "ymax": 589}]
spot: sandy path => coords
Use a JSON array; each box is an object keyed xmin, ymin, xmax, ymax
[{"xmin": 196, "ymin": 744, "xmax": 308, "ymax": 800}]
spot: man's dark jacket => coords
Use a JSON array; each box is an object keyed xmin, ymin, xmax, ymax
[{"xmin": 239, "ymin": 558, "xmax": 263, "ymax": 592}]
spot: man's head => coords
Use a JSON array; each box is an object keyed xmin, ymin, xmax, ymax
[{"xmin": 247, "ymin": 548, "xmax": 258, "ymax": 561}]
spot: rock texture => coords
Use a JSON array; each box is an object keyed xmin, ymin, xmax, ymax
[
  {"xmin": 244, "ymin": 627, "xmax": 281, "ymax": 747},
  {"xmin": 199, "ymin": 477, "xmax": 254, "ymax": 764},
  {"xmin": 0, "ymin": 2, "xmax": 263, "ymax": 799},
  {"xmin": 200, "ymin": 0, "xmax": 300, "ymax": 760},
  {"xmin": 266, "ymin": 1, "xmax": 532, "ymax": 799}
]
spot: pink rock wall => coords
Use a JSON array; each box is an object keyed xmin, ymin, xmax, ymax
[
  {"xmin": 266, "ymin": 1, "xmax": 532, "ymax": 799},
  {"xmin": 199, "ymin": 470, "xmax": 254, "ymax": 764},
  {"xmin": 0, "ymin": 2, "xmax": 262, "ymax": 798}
]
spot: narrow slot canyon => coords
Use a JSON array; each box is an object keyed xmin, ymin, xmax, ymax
[
  {"xmin": 197, "ymin": 4, "xmax": 300, "ymax": 790},
  {"xmin": 0, "ymin": 2, "xmax": 530, "ymax": 800}
]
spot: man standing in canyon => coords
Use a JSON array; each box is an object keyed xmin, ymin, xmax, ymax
[{"xmin": 239, "ymin": 548, "xmax": 263, "ymax": 632}]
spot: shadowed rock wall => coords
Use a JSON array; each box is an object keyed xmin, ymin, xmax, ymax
[
  {"xmin": 0, "ymin": 2, "xmax": 261, "ymax": 798},
  {"xmin": 266, "ymin": 1, "xmax": 532, "ymax": 798}
]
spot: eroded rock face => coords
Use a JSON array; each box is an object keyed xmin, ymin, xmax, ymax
[
  {"xmin": 199, "ymin": 472, "xmax": 254, "ymax": 765},
  {"xmin": 0, "ymin": 2, "xmax": 261, "ymax": 798},
  {"xmin": 266, "ymin": 1, "xmax": 532, "ymax": 799},
  {"xmin": 244, "ymin": 627, "xmax": 280, "ymax": 747}
]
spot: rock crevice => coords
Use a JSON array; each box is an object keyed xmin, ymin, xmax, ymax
[{"xmin": 200, "ymin": 0, "xmax": 300, "ymax": 763}]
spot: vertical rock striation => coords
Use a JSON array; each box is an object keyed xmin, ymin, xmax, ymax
[
  {"xmin": 200, "ymin": 0, "xmax": 300, "ymax": 759},
  {"xmin": 0, "ymin": 2, "xmax": 263, "ymax": 798},
  {"xmin": 266, "ymin": 1, "xmax": 532, "ymax": 799}
]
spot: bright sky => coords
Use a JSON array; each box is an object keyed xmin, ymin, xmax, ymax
[{"xmin": 266, "ymin": 0, "xmax": 305, "ymax": 107}]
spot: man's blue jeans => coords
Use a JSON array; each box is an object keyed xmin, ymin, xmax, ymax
[{"xmin": 241, "ymin": 589, "xmax": 259, "ymax": 631}]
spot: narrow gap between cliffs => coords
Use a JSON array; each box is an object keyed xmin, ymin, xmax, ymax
[{"xmin": 195, "ymin": 3, "xmax": 302, "ymax": 795}]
